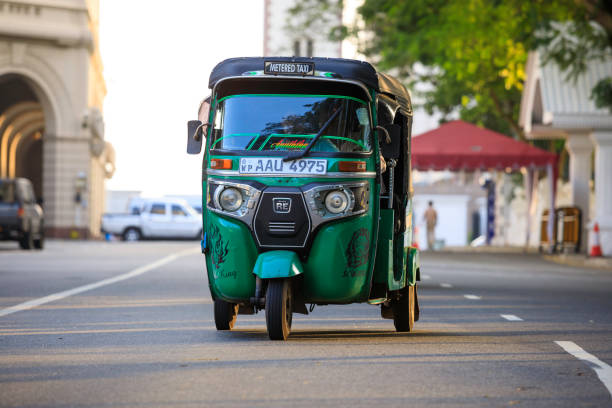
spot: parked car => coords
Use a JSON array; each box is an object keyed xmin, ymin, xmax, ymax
[
  {"xmin": 0, "ymin": 178, "xmax": 44, "ymax": 250},
  {"xmin": 101, "ymin": 197, "xmax": 202, "ymax": 241}
]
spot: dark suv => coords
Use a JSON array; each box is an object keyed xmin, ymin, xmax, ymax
[{"xmin": 0, "ymin": 178, "xmax": 44, "ymax": 250}]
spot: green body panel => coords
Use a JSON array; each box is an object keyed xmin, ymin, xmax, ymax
[
  {"xmin": 407, "ymin": 246, "xmax": 419, "ymax": 286},
  {"xmin": 303, "ymin": 214, "xmax": 375, "ymax": 303},
  {"xmin": 205, "ymin": 212, "xmax": 258, "ymax": 301},
  {"xmin": 253, "ymin": 250, "xmax": 304, "ymax": 279},
  {"xmin": 373, "ymin": 209, "xmax": 394, "ymax": 286}
]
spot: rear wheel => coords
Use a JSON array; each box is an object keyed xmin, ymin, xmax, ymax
[
  {"xmin": 214, "ymin": 299, "xmax": 238, "ymax": 330},
  {"xmin": 33, "ymin": 224, "xmax": 44, "ymax": 250},
  {"xmin": 122, "ymin": 227, "xmax": 141, "ymax": 242},
  {"xmin": 265, "ymin": 279, "xmax": 293, "ymax": 340},
  {"xmin": 392, "ymin": 285, "xmax": 415, "ymax": 332},
  {"xmin": 19, "ymin": 229, "xmax": 34, "ymax": 250},
  {"xmin": 33, "ymin": 232, "xmax": 44, "ymax": 250}
]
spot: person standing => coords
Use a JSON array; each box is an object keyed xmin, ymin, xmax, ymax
[{"xmin": 424, "ymin": 201, "xmax": 438, "ymax": 250}]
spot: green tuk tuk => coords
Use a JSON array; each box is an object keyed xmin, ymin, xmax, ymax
[{"xmin": 187, "ymin": 57, "xmax": 420, "ymax": 340}]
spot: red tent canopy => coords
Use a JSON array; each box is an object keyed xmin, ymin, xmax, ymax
[{"xmin": 411, "ymin": 120, "xmax": 557, "ymax": 171}]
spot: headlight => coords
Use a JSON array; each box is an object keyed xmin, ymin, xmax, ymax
[
  {"xmin": 219, "ymin": 187, "xmax": 243, "ymax": 212},
  {"xmin": 324, "ymin": 190, "xmax": 349, "ymax": 214}
]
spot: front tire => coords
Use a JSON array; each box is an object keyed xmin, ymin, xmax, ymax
[
  {"xmin": 265, "ymin": 279, "xmax": 293, "ymax": 340},
  {"xmin": 392, "ymin": 285, "xmax": 415, "ymax": 332},
  {"xmin": 214, "ymin": 299, "xmax": 238, "ymax": 330}
]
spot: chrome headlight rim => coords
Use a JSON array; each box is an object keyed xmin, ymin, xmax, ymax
[
  {"xmin": 209, "ymin": 180, "xmax": 262, "ymax": 220},
  {"xmin": 218, "ymin": 187, "xmax": 243, "ymax": 212},
  {"xmin": 324, "ymin": 189, "xmax": 351, "ymax": 214}
]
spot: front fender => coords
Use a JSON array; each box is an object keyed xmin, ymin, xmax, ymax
[{"xmin": 253, "ymin": 250, "xmax": 303, "ymax": 279}]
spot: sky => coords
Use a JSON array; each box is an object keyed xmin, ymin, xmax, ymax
[{"xmin": 100, "ymin": 1, "xmax": 264, "ymax": 196}]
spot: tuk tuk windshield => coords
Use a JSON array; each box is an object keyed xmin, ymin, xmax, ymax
[{"xmin": 210, "ymin": 94, "xmax": 371, "ymax": 153}]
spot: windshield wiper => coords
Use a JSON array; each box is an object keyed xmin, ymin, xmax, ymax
[{"xmin": 282, "ymin": 107, "xmax": 343, "ymax": 162}]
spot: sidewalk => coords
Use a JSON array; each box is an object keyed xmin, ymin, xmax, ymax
[
  {"xmin": 434, "ymin": 245, "xmax": 612, "ymax": 271},
  {"xmin": 541, "ymin": 253, "xmax": 612, "ymax": 271}
]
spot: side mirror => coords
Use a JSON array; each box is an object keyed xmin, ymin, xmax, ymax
[
  {"xmin": 187, "ymin": 97, "xmax": 212, "ymax": 155},
  {"xmin": 187, "ymin": 120, "xmax": 206, "ymax": 154},
  {"xmin": 379, "ymin": 124, "xmax": 401, "ymax": 159}
]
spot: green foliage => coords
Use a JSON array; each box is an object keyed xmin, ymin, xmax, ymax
[
  {"xmin": 591, "ymin": 77, "xmax": 612, "ymax": 111},
  {"xmin": 288, "ymin": 0, "xmax": 612, "ymax": 137},
  {"xmin": 356, "ymin": 0, "xmax": 588, "ymax": 139}
]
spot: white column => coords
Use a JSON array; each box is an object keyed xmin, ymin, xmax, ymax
[
  {"xmin": 590, "ymin": 130, "xmax": 612, "ymax": 256},
  {"xmin": 565, "ymin": 133, "xmax": 593, "ymax": 252}
]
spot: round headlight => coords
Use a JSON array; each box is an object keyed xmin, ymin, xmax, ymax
[
  {"xmin": 325, "ymin": 190, "xmax": 349, "ymax": 214},
  {"xmin": 219, "ymin": 187, "xmax": 243, "ymax": 212}
]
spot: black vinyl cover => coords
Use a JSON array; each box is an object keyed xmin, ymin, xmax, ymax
[
  {"xmin": 209, "ymin": 57, "xmax": 379, "ymax": 91},
  {"xmin": 378, "ymin": 72, "xmax": 412, "ymax": 116}
]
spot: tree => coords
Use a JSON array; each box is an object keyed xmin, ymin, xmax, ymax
[{"xmin": 289, "ymin": 0, "xmax": 612, "ymax": 138}]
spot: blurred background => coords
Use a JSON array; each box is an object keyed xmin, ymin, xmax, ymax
[{"xmin": 1, "ymin": 0, "xmax": 610, "ymax": 256}]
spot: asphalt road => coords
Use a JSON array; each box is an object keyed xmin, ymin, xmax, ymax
[{"xmin": 1, "ymin": 240, "xmax": 611, "ymax": 407}]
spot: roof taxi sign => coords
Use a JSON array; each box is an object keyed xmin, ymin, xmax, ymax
[{"xmin": 264, "ymin": 61, "xmax": 315, "ymax": 76}]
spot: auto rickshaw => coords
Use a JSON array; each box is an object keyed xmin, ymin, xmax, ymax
[{"xmin": 187, "ymin": 57, "xmax": 420, "ymax": 340}]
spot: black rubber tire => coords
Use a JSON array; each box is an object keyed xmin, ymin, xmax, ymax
[
  {"xmin": 265, "ymin": 279, "xmax": 293, "ymax": 340},
  {"xmin": 392, "ymin": 285, "xmax": 415, "ymax": 332},
  {"xmin": 214, "ymin": 299, "xmax": 238, "ymax": 330},
  {"xmin": 122, "ymin": 227, "xmax": 141, "ymax": 242},
  {"xmin": 19, "ymin": 229, "xmax": 34, "ymax": 250},
  {"xmin": 33, "ymin": 233, "xmax": 44, "ymax": 250}
]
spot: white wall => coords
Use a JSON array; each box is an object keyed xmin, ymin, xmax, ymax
[{"xmin": 413, "ymin": 194, "xmax": 471, "ymax": 248}]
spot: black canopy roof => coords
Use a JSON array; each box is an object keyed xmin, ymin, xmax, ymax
[{"xmin": 208, "ymin": 57, "xmax": 412, "ymax": 114}]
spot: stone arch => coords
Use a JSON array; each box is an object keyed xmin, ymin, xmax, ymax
[
  {"xmin": 0, "ymin": 50, "xmax": 76, "ymax": 138},
  {"xmin": 0, "ymin": 69, "xmax": 58, "ymax": 205}
]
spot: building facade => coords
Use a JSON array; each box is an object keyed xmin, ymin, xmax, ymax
[
  {"xmin": 0, "ymin": 0, "xmax": 114, "ymax": 238},
  {"xmin": 520, "ymin": 51, "xmax": 612, "ymax": 255}
]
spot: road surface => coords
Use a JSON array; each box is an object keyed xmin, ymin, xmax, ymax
[{"xmin": 1, "ymin": 241, "xmax": 611, "ymax": 407}]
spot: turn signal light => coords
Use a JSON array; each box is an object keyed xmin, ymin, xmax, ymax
[
  {"xmin": 17, "ymin": 207, "xmax": 24, "ymax": 218},
  {"xmin": 210, "ymin": 159, "xmax": 233, "ymax": 170},
  {"xmin": 338, "ymin": 161, "xmax": 366, "ymax": 172}
]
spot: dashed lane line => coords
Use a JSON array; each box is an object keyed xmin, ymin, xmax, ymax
[
  {"xmin": 464, "ymin": 294, "xmax": 481, "ymax": 300},
  {"xmin": 500, "ymin": 314, "xmax": 523, "ymax": 321},
  {"xmin": 440, "ymin": 283, "xmax": 453, "ymax": 288},
  {"xmin": 0, "ymin": 248, "xmax": 200, "ymax": 318},
  {"xmin": 555, "ymin": 341, "xmax": 612, "ymax": 397},
  {"xmin": 421, "ymin": 274, "xmax": 432, "ymax": 280}
]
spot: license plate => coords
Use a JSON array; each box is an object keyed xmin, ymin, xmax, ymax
[{"xmin": 239, "ymin": 158, "xmax": 327, "ymax": 175}]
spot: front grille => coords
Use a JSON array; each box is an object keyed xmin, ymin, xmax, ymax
[
  {"xmin": 268, "ymin": 221, "xmax": 296, "ymax": 235},
  {"xmin": 254, "ymin": 188, "xmax": 310, "ymax": 248}
]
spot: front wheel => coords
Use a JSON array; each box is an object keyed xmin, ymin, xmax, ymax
[
  {"xmin": 265, "ymin": 279, "xmax": 293, "ymax": 340},
  {"xmin": 122, "ymin": 227, "xmax": 141, "ymax": 242},
  {"xmin": 214, "ymin": 299, "xmax": 238, "ymax": 330},
  {"xmin": 392, "ymin": 285, "xmax": 415, "ymax": 332}
]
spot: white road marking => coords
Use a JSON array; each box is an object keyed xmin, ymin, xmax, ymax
[
  {"xmin": 555, "ymin": 341, "xmax": 612, "ymax": 397},
  {"xmin": 440, "ymin": 283, "xmax": 453, "ymax": 288},
  {"xmin": 0, "ymin": 248, "xmax": 199, "ymax": 318},
  {"xmin": 422, "ymin": 274, "xmax": 432, "ymax": 280},
  {"xmin": 464, "ymin": 294, "xmax": 481, "ymax": 300},
  {"xmin": 500, "ymin": 314, "xmax": 523, "ymax": 321}
]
